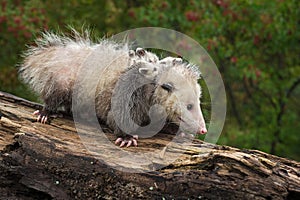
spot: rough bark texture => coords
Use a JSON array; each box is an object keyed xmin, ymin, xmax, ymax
[{"xmin": 0, "ymin": 91, "xmax": 299, "ymax": 200}]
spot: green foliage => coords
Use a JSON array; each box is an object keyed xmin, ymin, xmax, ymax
[
  {"xmin": 0, "ymin": 0, "xmax": 46, "ymax": 100},
  {"xmin": 0, "ymin": 0, "xmax": 299, "ymax": 160}
]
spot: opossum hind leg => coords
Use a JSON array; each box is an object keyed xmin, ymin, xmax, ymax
[{"xmin": 115, "ymin": 135, "xmax": 139, "ymax": 147}]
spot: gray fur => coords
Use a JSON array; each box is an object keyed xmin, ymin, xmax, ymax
[{"xmin": 108, "ymin": 61, "xmax": 160, "ymax": 137}]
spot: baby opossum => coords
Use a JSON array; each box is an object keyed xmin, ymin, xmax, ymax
[
  {"xmin": 129, "ymin": 47, "xmax": 159, "ymax": 65},
  {"xmin": 159, "ymin": 56, "xmax": 183, "ymax": 65},
  {"xmin": 19, "ymin": 31, "xmax": 207, "ymax": 147},
  {"xmin": 129, "ymin": 47, "xmax": 182, "ymax": 66}
]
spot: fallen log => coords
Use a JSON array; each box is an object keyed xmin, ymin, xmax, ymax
[{"xmin": 0, "ymin": 91, "xmax": 299, "ymax": 200}]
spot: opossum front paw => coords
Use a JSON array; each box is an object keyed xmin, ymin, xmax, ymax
[
  {"xmin": 33, "ymin": 110, "xmax": 49, "ymax": 124},
  {"xmin": 115, "ymin": 135, "xmax": 138, "ymax": 147}
]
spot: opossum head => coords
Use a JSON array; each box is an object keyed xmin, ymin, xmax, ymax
[
  {"xmin": 126, "ymin": 61, "xmax": 159, "ymax": 81},
  {"xmin": 159, "ymin": 56, "xmax": 183, "ymax": 66},
  {"xmin": 129, "ymin": 47, "xmax": 159, "ymax": 66},
  {"xmin": 153, "ymin": 63, "xmax": 207, "ymax": 135}
]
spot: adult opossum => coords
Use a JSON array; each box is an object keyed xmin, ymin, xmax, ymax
[{"xmin": 19, "ymin": 31, "xmax": 207, "ymax": 147}]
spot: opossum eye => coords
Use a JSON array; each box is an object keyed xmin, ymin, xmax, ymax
[
  {"xmin": 187, "ymin": 104, "xmax": 193, "ymax": 111},
  {"xmin": 161, "ymin": 83, "xmax": 174, "ymax": 92}
]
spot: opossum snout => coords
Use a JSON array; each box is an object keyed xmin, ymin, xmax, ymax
[
  {"xmin": 192, "ymin": 106, "xmax": 207, "ymax": 135},
  {"xmin": 198, "ymin": 127, "xmax": 207, "ymax": 135},
  {"xmin": 178, "ymin": 106, "xmax": 207, "ymax": 135}
]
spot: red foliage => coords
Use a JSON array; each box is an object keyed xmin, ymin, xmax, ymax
[
  {"xmin": 19, "ymin": 6, "xmax": 24, "ymax": 13},
  {"xmin": 255, "ymin": 69, "xmax": 261, "ymax": 78},
  {"xmin": 185, "ymin": 10, "xmax": 199, "ymax": 22},
  {"xmin": 230, "ymin": 56, "xmax": 238, "ymax": 63},
  {"xmin": 207, "ymin": 44, "xmax": 211, "ymax": 51},
  {"xmin": 18, "ymin": 25, "xmax": 26, "ymax": 31},
  {"xmin": 30, "ymin": 17, "xmax": 40, "ymax": 24},
  {"xmin": 40, "ymin": 8, "xmax": 46, "ymax": 14},
  {"xmin": 214, "ymin": 0, "xmax": 229, "ymax": 9},
  {"xmin": 14, "ymin": 16, "xmax": 22, "ymax": 24},
  {"xmin": 0, "ymin": 16, "xmax": 7, "ymax": 23},
  {"xmin": 207, "ymin": 39, "xmax": 217, "ymax": 51},
  {"xmin": 23, "ymin": 31, "xmax": 32, "ymax": 39},
  {"xmin": 7, "ymin": 26, "xmax": 15, "ymax": 33},
  {"xmin": 1, "ymin": 1, "xmax": 6, "ymax": 12},
  {"xmin": 161, "ymin": 2, "xmax": 168, "ymax": 9},
  {"xmin": 30, "ymin": 7, "xmax": 38, "ymax": 13},
  {"xmin": 253, "ymin": 35, "xmax": 260, "ymax": 46},
  {"xmin": 128, "ymin": 10, "xmax": 135, "ymax": 18}
]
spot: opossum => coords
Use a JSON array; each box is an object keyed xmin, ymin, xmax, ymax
[
  {"xmin": 19, "ymin": 31, "xmax": 207, "ymax": 147},
  {"xmin": 109, "ymin": 60, "xmax": 207, "ymax": 147},
  {"xmin": 159, "ymin": 56, "xmax": 183, "ymax": 65},
  {"xmin": 129, "ymin": 47, "xmax": 182, "ymax": 66},
  {"xmin": 129, "ymin": 47, "xmax": 159, "ymax": 65}
]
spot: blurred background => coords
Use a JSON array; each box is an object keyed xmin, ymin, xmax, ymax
[{"xmin": 0, "ymin": 0, "xmax": 299, "ymax": 160}]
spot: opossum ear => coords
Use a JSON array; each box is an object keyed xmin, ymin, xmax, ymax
[
  {"xmin": 161, "ymin": 83, "xmax": 174, "ymax": 92},
  {"xmin": 173, "ymin": 58, "xmax": 183, "ymax": 65},
  {"xmin": 138, "ymin": 67, "xmax": 151, "ymax": 76},
  {"xmin": 129, "ymin": 50, "xmax": 135, "ymax": 57},
  {"xmin": 136, "ymin": 47, "xmax": 145, "ymax": 56}
]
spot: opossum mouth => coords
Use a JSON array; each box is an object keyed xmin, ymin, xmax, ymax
[
  {"xmin": 177, "ymin": 117, "xmax": 195, "ymax": 135},
  {"xmin": 178, "ymin": 117, "xmax": 185, "ymax": 123}
]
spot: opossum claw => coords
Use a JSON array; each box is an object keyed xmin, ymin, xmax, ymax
[
  {"xmin": 41, "ymin": 116, "xmax": 45, "ymax": 123},
  {"xmin": 115, "ymin": 138, "xmax": 123, "ymax": 145},
  {"xmin": 41, "ymin": 116, "xmax": 48, "ymax": 124},
  {"xmin": 33, "ymin": 110, "xmax": 40, "ymax": 115},
  {"xmin": 120, "ymin": 141, "xmax": 126, "ymax": 147},
  {"xmin": 126, "ymin": 140, "xmax": 132, "ymax": 147},
  {"xmin": 132, "ymin": 139, "xmax": 138, "ymax": 147},
  {"xmin": 115, "ymin": 136, "xmax": 138, "ymax": 147},
  {"xmin": 37, "ymin": 114, "xmax": 41, "ymax": 122},
  {"xmin": 33, "ymin": 110, "xmax": 49, "ymax": 123}
]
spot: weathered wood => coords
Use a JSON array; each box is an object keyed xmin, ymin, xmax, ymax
[{"xmin": 0, "ymin": 91, "xmax": 299, "ymax": 200}]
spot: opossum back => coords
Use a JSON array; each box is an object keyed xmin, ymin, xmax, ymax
[
  {"xmin": 19, "ymin": 31, "xmax": 131, "ymax": 98},
  {"xmin": 19, "ymin": 32, "xmax": 95, "ymax": 95}
]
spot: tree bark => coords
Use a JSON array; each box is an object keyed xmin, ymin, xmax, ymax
[{"xmin": 0, "ymin": 91, "xmax": 299, "ymax": 200}]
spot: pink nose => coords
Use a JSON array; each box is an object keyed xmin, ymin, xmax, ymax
[{"xmin": 198, "ymin": 127, "xmax": 207, "ymax": 134}]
